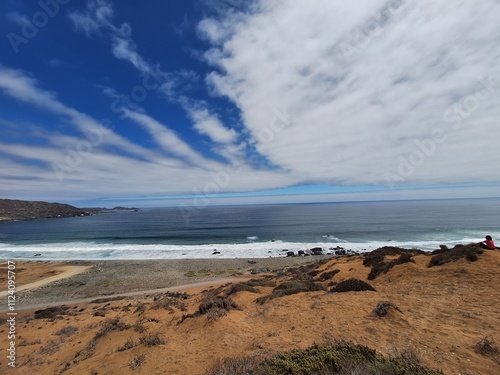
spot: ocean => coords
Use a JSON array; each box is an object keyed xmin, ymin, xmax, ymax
[{"xmin": 0, "ymin": 199, "xmax": 499, "ymax": 260}]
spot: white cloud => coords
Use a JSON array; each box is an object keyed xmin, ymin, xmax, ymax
[
  {"xmin": 68, "ymin": 0, "xmax": 113, "ymax": 36},
  {"xmin": 111, "ymin": 36, "xmax": 152, "ymax": 74},
  {"xmin": 204, "ymin": 0, "xmax": 500, "ymax": 187},
  {"xmin": 122, "ymin": 109, "xmax": 221, "ymax": 169},
  {"xmin": 0, "ymin": 65, "xmax": 156, "ymax": 161},
  {"xmin": 197, "ymin": 18, "xmax": 231, "ymax": 45},
  {"xmin": 190, "ymin": 108, "xmax": 237, "ymax": 144}
]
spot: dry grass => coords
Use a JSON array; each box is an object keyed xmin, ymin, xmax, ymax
[
  {"xmin": 474, "ymin": 337, "xmax": 499, "ymax": 356},
  {"xmin": 55, "ymin": 325, "xmax": 79, "ymax": 337},
  {"xmin": 139, "ymin": 332, "xmax": 166, "ymax": 346},
  {"xmin": 130, "ymin": 353, "xmax": 146, "ymax": 370},
  {"xmin": 117, "ymin": 337, "xmax": 138, "ymax": 352}
]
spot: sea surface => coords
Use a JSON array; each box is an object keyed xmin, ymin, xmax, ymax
[{"xmin": 0, "ymin": 199, "xmax": 499, "ymax": 260}]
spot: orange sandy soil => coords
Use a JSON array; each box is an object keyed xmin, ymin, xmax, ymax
[{"xmin": 1, "ymin": 251, "xmax": 499, "ymax": 375}]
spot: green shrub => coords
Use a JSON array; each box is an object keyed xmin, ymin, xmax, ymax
[{"xmin": 204, "ymin": 341, "xmax": 443, "ymax": 375}]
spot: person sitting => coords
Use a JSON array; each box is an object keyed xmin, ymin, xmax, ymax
[{"xmin": 478, "ymin": 235, "xmax": 495, "ymax": 250}]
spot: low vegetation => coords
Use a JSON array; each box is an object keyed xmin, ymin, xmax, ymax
[
  {"xmin": 55, "ymin": 325, "xmax": 79, "ymax": 337},
  {"xmin": 129, "ymin": 353, "xmax": 146, "ymax": 370},
  {"xmin": 224, "ymin": 282, "xmax": 259, "ymax": 296},
  {"xmin": 372, "ymin": 301, "xmax": 401, "ymax": 317},
  {"xmin": 139, "ymin": 332, "xmax": 166, "ymax": 346},
  {"xmin": 34, "ymin": 306, "xmax": 71, "ymax": 320},
  {"xmin": 76, "ymin": 318, "xmax": 130, "ymax": 360},
  {"xmin": 331, "ymin": 278, "xmax": 376, "ymax": 293},
  {"xmin": 117, "ymin": 337, "xmax": 138, "ymax": 352},
  {"xmin": 317, "ymin": 269, "xmax": 340, "ymax": 281},
  {"xmin": 243, "ymin": 277, "xmax": 277, "ymax": 287},
  {"xmin": 152, "ymin": 291, "xmax": 189, "ymax": 312},
  {"xmin": 205, "ymin": 341, "xmax": 444, "ymax": 375},
  {"xmin": 184, "ymin": 268, "xmax": 241, "ymax": 277},
  {"xmin": 363, "ymin": 247, "xmax": 423, "ymax": 280},
  {"xmin": 256, "ymin": 280, "xmax": 326, "ymax": 304},
  {"xmin": 179, "ymin": 286, "xmax": 240, "ymax": 323},
  {"xmin": 428, "ymin": 244, "xmax": 483, "ymax": 267},
  {"xmin": 474, "ymin": 337, "xmax": 499, "ymax": 356}
]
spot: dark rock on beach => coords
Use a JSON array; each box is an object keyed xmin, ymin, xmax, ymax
[{"xmin": 310, "ymin": 247, "xmax": 323, "ymax": 255}]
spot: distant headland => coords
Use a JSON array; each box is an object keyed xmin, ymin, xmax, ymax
[
  {"xmin": 0, "ymin": 199, "xmax": 101, "ymax": 222},
  {"xmin": 0, "ymin": 199, "xmax": 139, "ymax": 223}
]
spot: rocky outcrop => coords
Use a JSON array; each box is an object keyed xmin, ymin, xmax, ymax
[{"xmin": 0, "ymin": 199, "xmax": 101, "ymax": 222}]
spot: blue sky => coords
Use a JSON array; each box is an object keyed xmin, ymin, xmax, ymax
[{"xmin": 0, "ymin": 0, "xmax": 499, "ymax": 208}]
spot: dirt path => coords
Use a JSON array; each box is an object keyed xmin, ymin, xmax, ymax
[{"xmin": 0, "ymin": 265, "xmax": 90, "ymax": 298}]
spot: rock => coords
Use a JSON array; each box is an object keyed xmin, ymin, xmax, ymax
[
  {"xmin": 247, "ymin": 260, "xmax": 257, "ymax": 264},
  {"xmin": 286, "ymin": 251, "xmax": 295, "ymax": 257},
  {"xmin": 310, "ymin": 247, "xmax": 323, "ymax": 255},
  {"xmin": 212, "ymin": 251, "xmax": 221, "ymax": 255},
  {"xmin": 34, "ymin": 253, "xmax": 42, "ymax": 257},
  {"xmin": 298, "ymin": 250, "xmax": 306, "ymax": 256}
]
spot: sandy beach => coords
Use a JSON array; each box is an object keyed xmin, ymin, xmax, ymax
[
  {"xmin": 0, "ymin": 256, "xmax": 328, "ymax": 309},
  {"xmin": 1, "ymin": 249, "xmax": 499, "ymax": 374}
]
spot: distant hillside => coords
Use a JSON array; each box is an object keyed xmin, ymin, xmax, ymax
[{"xmin": 0, "ymin": 199, "xmax": 101, "ymax": 222}]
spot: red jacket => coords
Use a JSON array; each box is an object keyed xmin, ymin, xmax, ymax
[{"xmin": 484, "ymin": 239, "xmax": 495, "ymax": 249}]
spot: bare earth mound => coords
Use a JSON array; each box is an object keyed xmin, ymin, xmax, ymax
[{"xmin": 0, "ymin": 249, "xmax": 499, "ymax": 374}]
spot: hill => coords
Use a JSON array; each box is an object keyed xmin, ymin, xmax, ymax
[
  {"xmin": 0, "ymin": 245, "xmax": 499, "ymax": 374},
  {"xmin": 0, "ymin": 199, "xmax": 100, "ymax": 222}
]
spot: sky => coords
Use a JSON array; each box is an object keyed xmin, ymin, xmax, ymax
[{"xmin": 0, "ymin": 0, "xmax": 499, "ymax": 208}]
